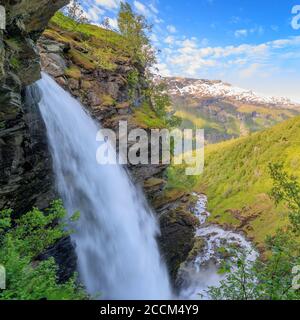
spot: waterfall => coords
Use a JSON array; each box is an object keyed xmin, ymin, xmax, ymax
[{"xmin": 37, "ymin": 73, "xmax": 172, "ymax": 300}]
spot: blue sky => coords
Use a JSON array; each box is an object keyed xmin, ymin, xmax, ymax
[{"xmin": 79, "ymin": 0, "xmax": 300, "ymax": 101}]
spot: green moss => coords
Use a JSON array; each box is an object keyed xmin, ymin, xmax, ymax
[
  {"xmin": 43, "ymin": 29, "xmax": 74, "ymax": 45},
  {"xmin": 187, "ymin": 237, "xmax": 205, "ymax": 261},
  {"xmin": 65, "ymin": 65, "xmax": 81, "ymax": 79},
  {"xmin": 10, "ymin": 56, "xmax": 21, "ymax": 70},
  {"xmin": 68, "ymin": 49, "xmax": 96, "ymax": 70},
  {"xmin": 133, "ymin": 102, "xmax": 166, "ymax": 129},
  {"xmin": 4, "ymin": 38, "xmax": 21, "ymax": 52},
  {"xmin": 101, "ymin": 94, "xmax": 116, "ymax": 107}
]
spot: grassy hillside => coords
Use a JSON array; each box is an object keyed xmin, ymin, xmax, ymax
[
  {"xmin": 195, "ymin": 115, "xmax": 300, "ymax": 247},
  {"xmin": 167, "ymin": 115, "xmax": 300, "ymax": 248},
  {"xmin": 169, "ymin": 91, "xmax": 299, "ymax": 144},
  {"xmin": 45, "ymin": 12, "xmax": 131, "ymax": 71}
]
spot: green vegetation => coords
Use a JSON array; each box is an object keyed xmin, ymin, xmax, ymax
[
  {"xmin": 64, "ymin": 65, "xmax": 81, "ymax": 79},
  {"xmin": 172, "ymin": 98, "xmax": 299, "ymax": 144},
  {"xmin": 133, "ymin": 102, "xmax": 166, "ymax": 129},
  {"xmin": 167, "ymin": 115, "xmax": 300, "ymax": 246},
  {"xmin": 194, "ymin": 115, "xmax": 300, "ymax": 245},
  {"xmin": 46, "ymin": 5, "xmax": 177, "ymax": 129},
  {"xmin": 117, "ymin": 2, "xmax": 154, "ymax": 66},
  {"xmin": 48, "ymin": 12, "xmax": 129, "ymax": 72},
  {"xmin": 0, "ymin": 201, "xmax": 86, "ymax": 300},
  {"xmin": 208, "ymin": 164, "xmax": 300, "ymax": 300},
  {"xmin": 9, "ymin": 57, "xmax": 21, "ymax": 70},
  {"xmin": 167, "ymin": 165, "xmax": 199, "ymax": 192}
]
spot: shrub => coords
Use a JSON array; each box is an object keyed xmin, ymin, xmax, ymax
[{"xmin": 0, "ymin": 201, "xmax": 86, "ymax": 300}]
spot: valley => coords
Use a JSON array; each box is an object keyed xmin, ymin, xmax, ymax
[{"xmin": 166, "ymin": 77, "xmax": 300, "ymax": 144}]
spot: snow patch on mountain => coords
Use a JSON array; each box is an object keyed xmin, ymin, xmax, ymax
[{"xmin": 166, "ymin": 77, "xmax": 300, "ymax": 109}]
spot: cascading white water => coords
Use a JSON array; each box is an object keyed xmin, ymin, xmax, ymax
[
  {"xmin": 180, "ymin": 194, "xmax": 258, "ymax": 300},
  {"xmin": 37, "ymin": 73, "xmax": 172, "ymax": 300}
]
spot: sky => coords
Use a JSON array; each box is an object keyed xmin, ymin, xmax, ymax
[{"xmin": 78, "ymin": 0, "xmax": 300, "ymax": 102}]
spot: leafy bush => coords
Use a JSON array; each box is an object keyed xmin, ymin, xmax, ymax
[{"xmin": 0, "ymin": 201, "xmax": 86, "ymax": 300}]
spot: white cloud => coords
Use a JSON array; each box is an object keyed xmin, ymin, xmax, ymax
[
  {"xmin": 105, "ymin": 16, "xmax": 118, "ymax": 29},
  {"xmin": 150, "ymin": 33, "xmax": 159, "ymax": 43},
  {"xmin": 158, "ymin": 35, "xmax": 300, "ymax": 80},
  {"xmin": 235, "ymin": 29, "xmax": 248, "ymax": 38},
  {"xmin": 234, "ymin": 26, "xmax": 264, "ymax": 38},
  {"xmin": 133, "ymin": 1, "xmax": 149, "ymax": 16},
  {"xmin": 133, "ymin": 0, "xmax": 162, "ymax": 23},
  {"xmin": 149, "ymin": 3, "xmax": 159, "ymax": 14},
  {"xmin": 164, "ymin": 36, "xmax": 175, "ymax": 45},
  {"xmin": 155, "ymin": 63, "xmax": 171, "ymax": 77},
  {"xmin": 86, "ymin": 5, "xmax": 105, "ymax": 22},
  {"xmin": 167, "ymin": 25, "xmax": 177, "ymax": 33},
  {"xmin": 95, "ymin": 0, "xmax": 121, "ymax": 10},
  {"xmin": 239, "ymin": 63, "xmax": 261, "ymax": 78}
]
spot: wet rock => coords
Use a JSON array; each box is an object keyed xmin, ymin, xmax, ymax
[{"xmin": 38, "ymin": 236, "xmax": 77, "ymax": 283}]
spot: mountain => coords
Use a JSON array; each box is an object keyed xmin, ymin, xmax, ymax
[{"xmin": 165, "ymin": 77, "xmax": 300, "ymax": 144}]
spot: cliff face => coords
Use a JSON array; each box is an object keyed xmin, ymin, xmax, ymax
[
  {"xmin": 0, "ymin": 0, "xmax": 75, "ymax": 281},
  {"xmin": 0, "ymin": 0, "xmax": 68, "ymax": 213}
]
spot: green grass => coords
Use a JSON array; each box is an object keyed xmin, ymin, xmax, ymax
[
  {"xmin": 172, "ymin": 98, "xmax": 300, "ymax": 145},
  {"xmin": 195, "ymin": 115, "xmax": 300, "ymax": 246},
  {"xmin": 51, "ymin": 12, "xmax": 122, "ymax": 45},
  {"xmin": 166, "ymin": 115, "xmax": 300, "ymax": 247},
  {"xmin": 42, "ymin": 12, "xmax": 133, "ymax": 74},
  {"xmin": 49, "ymin": 12, "xmax": 129, "ymax": 58},
  {"xmin": 133, "ymin": 102, "xmax": 166, "ymax": 129},
  {"xmin": 64, "ymin": 65, "xmax": 81, "ymax": 79}
]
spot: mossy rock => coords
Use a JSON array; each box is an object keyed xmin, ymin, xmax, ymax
[
  {"xmin": 68, "ymin": 49, "xmax": 96, "ymax": 71},
  {"xmin": 144, "ymin": 178, "xmax": 166, "ymax": 189},
  {"xmin": 187, "ymin": 237, "xmax": 205, "ymax": 261},
  {"xmin": 64, "ymin": 65, "xmax": 81, "ymax": 79},
  {"xmin": 133, "ymin": 102, "xmax": 166, "ymax": 129},
  {"xmin": 100, "ymin": 94, "xmax": 115, "ymax": 107},
  {"xmin": 81, "ymin": 80, "xmax": 92, "ymax": 90},
  {"xmin": 43, "ymin": 29, "xmax": 73, "ymax": 46}
]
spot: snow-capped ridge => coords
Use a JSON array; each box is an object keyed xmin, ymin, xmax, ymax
[{"xmin": 166, "ymin": 77, "xmax": 300, "ymax": 109}]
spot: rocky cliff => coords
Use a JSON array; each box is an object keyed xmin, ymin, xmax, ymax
[
  {"xmin": 0, "ymin": 0, "xmax": 68, "ymax": 213},
  {"xmin": 0, "ymin": 0, "xmax": 75, "ymax": 281}
]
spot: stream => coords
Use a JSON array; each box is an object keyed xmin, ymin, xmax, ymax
[{"xmin": 180, "ymin": 194, "xmax": 258, "ymax": 299}]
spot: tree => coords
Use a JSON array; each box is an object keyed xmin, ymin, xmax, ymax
[
  {"xmin": 64, "ymin": 0, "xmax": 89, "ymax": 25},
  {"xmin": 269, "ymin": 162, "xmax": 300, "ymax": 234},
  {"xmin": 102, "ymin": 17, "xmax": 111, "ymax": 30},
  {"xmin": 117, "ymin": 2, "xmax": 154, "ymax": 67},
  {"xmin": 207, "ymin": 163, "xmax": 300, "ymax": 300}
]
